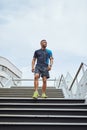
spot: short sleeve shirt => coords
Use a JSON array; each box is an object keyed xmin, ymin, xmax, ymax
[{"xmin": 33, "ymin": 49, "xmax": 53, "ymax": 66}]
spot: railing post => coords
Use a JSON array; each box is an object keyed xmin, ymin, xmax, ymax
[
  {"xmin": 82, "ymin": 64, "xmax": 85, "ymax": 74},
  {"xmin": 54, "ymin": 78, "xmax": 56, "ymax": 87}
]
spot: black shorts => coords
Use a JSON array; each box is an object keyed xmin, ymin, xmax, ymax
[{"xmin": 34, "ymin": 64, "xmax": 50, "ymax": 78}]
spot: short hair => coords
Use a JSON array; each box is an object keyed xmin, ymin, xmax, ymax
[{"xmin": 40, "ymin": 39, "xmax": 47, "ymax": 44}]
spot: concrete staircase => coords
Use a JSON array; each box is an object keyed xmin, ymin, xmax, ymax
[
  {"xmin": 0, "ymin": 87, "xmax": 64, "ymax": 98},
  {"xmin": 0, "ymin": 87, "xmax": 87, "ymax": 130}
]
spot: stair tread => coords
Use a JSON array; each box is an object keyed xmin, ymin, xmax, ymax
[
  {"xmin": 0, "ymin": 108, "xmax": 87, "ymax": 111},
  {"xmin": 0, "ymin": 122, "xmax": 87, "ymax": 125},
  {"xmin": 0, "ymin": 103, "xmax": 87, "ymax": 105},
  {"xmin": 0, "ymin": 114, "xmax": 87, "ymax": 118},
  {"xmin": 0, "ymin": 97, "xmax": 84, "ymax": 100}
]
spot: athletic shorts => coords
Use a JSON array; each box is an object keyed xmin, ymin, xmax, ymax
[{"xmin": 34, "ymin": 64, "xmax": 50, "ymax": 78}]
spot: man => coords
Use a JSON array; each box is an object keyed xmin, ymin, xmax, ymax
[{"xmin": 31, "ymin": 39, "xmax": 53, "ymax": 98}]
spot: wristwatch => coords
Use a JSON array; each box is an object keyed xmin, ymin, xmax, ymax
[{"xmin": 50, "ymin": 64, "xmax": 52, "ymax": 67}]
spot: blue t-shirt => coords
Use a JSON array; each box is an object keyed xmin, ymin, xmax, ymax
[{"xmin": 33, "ymin": 49, "xmax": 53, "ymax": 66}]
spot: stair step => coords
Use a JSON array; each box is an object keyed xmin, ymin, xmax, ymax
[
  {"xmin": 0, "ymin": 95, "xmax": 64, "ymax": 98},
  {"xmin": 0, "ymin": 122, "xmax": 87, "ymax": 130},
  {"xmin": 0, "ymin": 108, "xmax": 87, "ymax": 115},
  {"xmin": 0, "ymin": 88, "xmax": 63, "ymax": 91},
  {"xmin": 0, "ymin": 88, "xmax": 64, "ymax": 98},
  {"xmin": 0, "ymin": 98, "xmax": 85, "ymax": 103},
  {"xmin": 0, "ymin": 115, "xmax": 87, "ymax": 123},
  {"xmin": 0, "ymin": 103, "xmax": 87, "ymax": 109}
]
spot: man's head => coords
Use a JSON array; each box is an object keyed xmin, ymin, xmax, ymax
[{"xmin": 40, "ymin": 39, "xmax": 47, "ymax": 49}]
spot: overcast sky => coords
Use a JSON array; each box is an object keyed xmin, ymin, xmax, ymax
[{"xmin": 0, "ymin": 0, "xmax": 87, "ymax": 80}]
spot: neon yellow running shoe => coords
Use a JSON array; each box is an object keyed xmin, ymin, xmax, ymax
[
  {"xmin": 41, "ymin": 93, "xmax": 48, "ymax": 98},
  {"xmin": 32, "ymin": 91, "xmax": 40, "ymax": 99}
]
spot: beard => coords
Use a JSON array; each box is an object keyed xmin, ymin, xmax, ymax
[{"xmin": 42, "ymin": 44, "xmax": 47, "ymax": 49}]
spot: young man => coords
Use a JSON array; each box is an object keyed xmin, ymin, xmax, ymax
[{"xmin": 31, "ymin": 39, "xmax": 53, "ymax": 98}]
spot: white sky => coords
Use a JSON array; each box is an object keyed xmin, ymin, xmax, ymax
[{"xmin": 0, "ymin": 0, "xmax": 87, "ymax": 80}]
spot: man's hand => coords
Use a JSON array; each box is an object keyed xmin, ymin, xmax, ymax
[
  {"xmin": 32, "ymin": 67, "xmax": 35, "ymax": 72},
  {"xmin": 47, "ymin": 65, "xmax": 52, "ymax": 71}
]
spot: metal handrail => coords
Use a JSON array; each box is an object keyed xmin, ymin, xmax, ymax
[
  {"xmin": 69, "ymin": 62, "xmax": 84, "ymax": 91},
  {"xmin": 12, "ymin": 78, "xmax": 56, "ymax": 81},
  {"xmin": 0, "ymin": 81, "xmax": 4, "ymax": 87},
  {"xmin": 58, "ymin": 74, "xmax": 63, "ymax": 88},
  {"xmin": 12, "ymin": 78, "xmax": 57, "ymax": 87}
]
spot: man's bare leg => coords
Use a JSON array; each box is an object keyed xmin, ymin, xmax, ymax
[
  {"xmin": 42, "ymin": 76, "xmax": 47, "ymax": 93},
  {"xmin": 34, "ymin": 74, "xmax": 39, "ymax": 91},
  {"xmin": 32, "ymin": 74, "xmax": 40, "ymax": 98},
  {"xmin": 42, "ymin": 76, "xmax": 48, "ymax": 98}
]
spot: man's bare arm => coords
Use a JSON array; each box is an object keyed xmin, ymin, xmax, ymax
[
  {"xmin": 50, "ymin": 57, "xmax": 53, "ymax": 67},
  {"xmin": 31, "ymin": 58, "xmax": 36, "ymax": 72},
  {"xmin": 48, "ymin": 57, "xmax": 53, "ymax": 71}
]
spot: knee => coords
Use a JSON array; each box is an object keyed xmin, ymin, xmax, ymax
[
  {"xmin": 34, "ymin": 74, "xmax": 39, "ymax": 80},
  {"xmin": 43, "ymin": 78, "xmax": 47, "ymax": 83}
]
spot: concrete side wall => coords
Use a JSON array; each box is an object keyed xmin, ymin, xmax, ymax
[{"xmin": 0, "ymin": 56, "xmax": 22, "ymax": 78}]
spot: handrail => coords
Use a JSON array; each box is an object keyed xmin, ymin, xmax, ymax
[
  {"xmin": 12, "ymin": 78, "xmax": 56, "ymax": 81},
  {"xmin": 12, "ymin": 78, "xmax": 57, "ymax": 87},
  {"xmin": 0, "ymin": 81, "xmax": 4, "ymax": 87},
  {"xmin": 58, "ymin": 74, "xmax": 63, "ymax": 88},
  {"xmin": 69, "ymin": 62, "xmax": 84, "ymax": 91}
]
